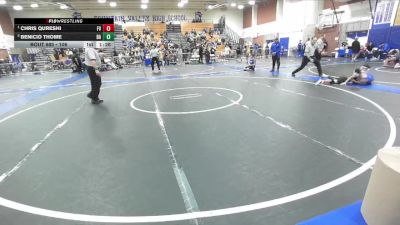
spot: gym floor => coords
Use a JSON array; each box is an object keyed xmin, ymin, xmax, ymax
[{"xmin": 0, "ymin": 57, "xmax": 399, "ymax": 225}]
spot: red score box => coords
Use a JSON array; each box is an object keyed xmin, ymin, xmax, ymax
[{"xmin": 102, "ymin": 24, "xmax": 114, "ymax": 32}]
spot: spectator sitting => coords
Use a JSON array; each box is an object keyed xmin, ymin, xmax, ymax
[
  {"xmin": 365, "ymin": 42, "xmax": 375, "ymax": 59},
  {"xmin": 378, "ymin": 42, "xmax": 390, "ymax": 59},
  {"xmin": 383, "ymin": 49, "xmax": 400, "ymax": 68},
  {"xmin": 244, "ymin": 55, "xmax": 256, "ymax": 71}
]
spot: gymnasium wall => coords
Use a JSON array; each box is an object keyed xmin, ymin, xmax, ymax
[
  {"xmin": 243, "ymin": 7, "xmax": 252, "ymax": 28},
  {"xmin": 315, "ymin": 25, "xmax": 340, "ymax": 53},
  {"xmin": 0, "ymin": 8, "xmax": 13, "ymax": 35},
  {"xmin": 243, "ymin": 0, "xmax": 322, "ymax": 50},
  {"xmin": 0, "ymin": 9, "xmax": 14, "ymax": 49},
  {"xmin": 252, "ymin": 36, "xmax": 265, "ymax": 45},
  {"xmin": 257, "ymin": 0, "xmax": 277, "ymax": 25},
  {"xmin": 243, "ymin": 0, "xmax": 397, "ymax": 52},
  {"xmin": 323, "ymin": 0, "xmax": 366, "ymax": 10}
]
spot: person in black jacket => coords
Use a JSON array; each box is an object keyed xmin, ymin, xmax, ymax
[
  {"xmin": 351, "ymin": 38, "xmax": 361, "ymax": 62},
  {"xmin": 71, "ymin": 49, "xmax": 83, "ymax": 73},
  {"xmin": 205, "ymin": 48, "xmax": 211, "ymax": 64},
  {"xmin": 199, "ymin": 45, "xmax": 204, "ymax": 63}
]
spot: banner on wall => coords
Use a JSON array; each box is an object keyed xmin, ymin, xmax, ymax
[
  {"xmin": 372, "ymin": 0, "xmax": 399, "ymax": 27},
  {"xmin": 94, "ymin": 15, "xmax": 188, "ymax": 23},
  {"xmin": 373, "ymin": 1, "xmax": 395, "ymax": 25}
]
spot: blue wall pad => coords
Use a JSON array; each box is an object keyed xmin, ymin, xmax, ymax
[
  {"xmin": 371, "ymin": 23, "xmax": 391, "ymax": 30},
  {"xmin": 389, "ymin": 26, "xmax": 400, "ymax": 50},
  {"xmin": 280, "ymin": 37, "xmax": 289, "ymax": 55},
  {"xmin": 296, "ymin": 201, "xmax": 367, "ymax": 225},
  {"xmin": 368, "ymin": 27, "xmax": 391, "ymax": 46}
]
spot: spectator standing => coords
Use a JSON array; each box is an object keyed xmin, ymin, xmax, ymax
[
  {"xmin": 351, "ymin": 38, "xmax": 361, "ymax": 62},
  {"xmin": 270, "ymin": 38, "xmax": 281, "ymax": 72}
]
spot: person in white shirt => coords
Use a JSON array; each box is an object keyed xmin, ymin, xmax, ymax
[
  {"xmin": 292, "ymin": 37, "xmax": 323, "ymax": 77},
  {"xmin": 84, "ymin": 48, "xmax": 103, "ymax": 104},
  {"xmin": 315, "ymin": 36, "xmax": 324, "ymax": 60},
  {"xmin": 149, "ymin": 46, "xmax": 160, "ymax": 72}
]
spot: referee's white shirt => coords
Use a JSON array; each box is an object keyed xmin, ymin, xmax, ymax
[
  {"xmin": 84, "ymin": 48, "xmax": 101, "ymax": 67},
  {"xmin": 304, "ymin": 42, "xmax": 316, "ymax": 58},
  {"xmin": 150, "ymin": 48, "xmax": 159, "ymax": 58},
  {"xmin": 316, "ymin": 38, "xmax": 324, "ymax": 52}
]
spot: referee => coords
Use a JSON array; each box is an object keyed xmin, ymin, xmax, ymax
[
  {"xmin": 85, "ymin": 48, "xmax": 103, "ymax": 104},
  {"xmin": 150, "ymin": 46, "xmax": 161, "ymax": 72},
  {"xmin": 292, "ymin": 37, "xmax": 323, "ymax": 77}
]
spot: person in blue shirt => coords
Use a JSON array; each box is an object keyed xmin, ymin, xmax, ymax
[
  {"xmin": 270, "ymin": 38, "xmax": 281, "ymax": 72},
  {"xmin": 383, "ymin": 43, "xmax": 390, "ymax": 52}
]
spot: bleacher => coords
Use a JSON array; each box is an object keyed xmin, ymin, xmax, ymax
[
  {"xmin": 181, "ymin": 22, "xmax": 214, "ymax": 35},
  {"xmin": 124, "ymin": 23, "xmax": 166, "ymax": 39},
  {"xmin": 146, "ymin": 23, "xmax": 167, "ymax": 36}
]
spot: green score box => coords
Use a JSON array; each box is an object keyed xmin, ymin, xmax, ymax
[{"xmin": 102, "ymin": 32, "xmax": 115, "ymax": 41}]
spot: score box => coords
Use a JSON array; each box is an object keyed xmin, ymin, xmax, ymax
[
  {"xmin": 102, "ymin": 24, "xmax": 115, "ymax": 32},
  {"xmin": 102, "ymin": 32, "xmax": 115, "ymax": 41}
]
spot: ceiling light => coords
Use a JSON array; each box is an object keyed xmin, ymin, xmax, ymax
[
  {"xmin": 249, "ymin": 0, "xmax": 255, "ymax": 5},
  {"xmin": 109, "ymin": 1, "xmax": 117, "ymax": 7},
  {"xmin": 181, "ymin": 0, "xmax": 188, "ymax": 3},
  {"xmin": 141, "ymin": 4, "xmax": 147, "ymax": 9},
  {"xmin": 230, "ymin": 2, "xmax": 236, "ymax": 7},
  {"xmin": 208, "ymin": 5, "xmax": 213, "ymax": 9},
  {"xmin": 141, "ymin": 0, "xmax": 149, "ymax": 3},
  {"xmin": 30, "ymin": 3, "xmax": 39, "ymax": 8},
  {"xmin": 238, "ymin": 4, "xmax": 244, "ymax": 9},
  {"xmin": 59, "ymin": 4, "xmax": 68, "ymax": 9},
  {"xmin": 13, "ymin": 5, "xmax": 23, "ymax": 10},
  {"xmin": 0, "ymin": 0, "xmax": 6, "ymax": 5},
  {"xmin": 98, "ymin": 0, "xmax": 106, "ymax": 3},
  {"xmin": 178, "ymin": 2, "xmax": 184, "ymax": 7}
]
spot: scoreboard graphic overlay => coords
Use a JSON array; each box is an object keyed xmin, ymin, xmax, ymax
[{"xmin": 14, "ymin": 18, "xmax": 115, "ymax": 48}]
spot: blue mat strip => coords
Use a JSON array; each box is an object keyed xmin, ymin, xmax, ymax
[
  {"xmin": 296, "ymin": 201, "xmax": 367, "ymax": 225},
  {"xmin": 0, "ymin": 73, "xmax": 87, "ymax": 116}
]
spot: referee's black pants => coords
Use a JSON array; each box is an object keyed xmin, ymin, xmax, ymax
[
  {"xmin": 151, "ymin": 57, "xmax": 160, "ymax": 71},
  {"xmin": 272, "ymin": 55, "xmax": 280, "ymax": 70},
  {"xmin": 87, "ymin": 66, "xmax": 102, "ymax": 101},
  {"xmin": 292, "ymin": 56, "xmax": 322, "ymax": 76}
]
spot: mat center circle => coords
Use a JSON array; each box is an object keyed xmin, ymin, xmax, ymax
[{"xmin": 130, "ymin": 87, "xmax": 243, "ymax": 115}]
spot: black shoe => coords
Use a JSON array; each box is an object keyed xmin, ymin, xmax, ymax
[
  {"xmin": 86, "ymin": 93, "xmax": 92, "ymax": 99},
  {"xmin": 291, "ymin": 72, "xmax": 295, "ymax": 77},
  {"xmin": 91, "ymin": 99, "xmax": 104, "ymax": 105}
]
